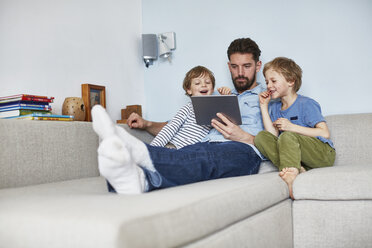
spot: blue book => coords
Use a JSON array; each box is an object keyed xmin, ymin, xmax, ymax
[
  {"xmin": 5, "ymin": 113, "xmax": 74, "ymax": 120},
  {"xmin": 0, "ymin": 100, "xmax": 50, "ymax": 107},
  {"xmin": 0, "ymin": 105, "xmax": 52, "ymax": 112}
]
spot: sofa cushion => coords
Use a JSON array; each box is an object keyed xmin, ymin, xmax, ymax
[
  {"xmin": 326, "ymin": 113, "xmax": 372, "ymax": 167},
  {"xmin": 0, "ymin": 173, "xmax": 289, "ymax": 248},
  {"xmin": 258, "ymin": 160, "xmax": 278, "ymax": 174},
  {"xmin": 293, "ymin": 164, "xmax": 372, "ymax": 200},
  {"xmin": 293, "ymin": 200, "xmax": 372, "ymax": 248}
]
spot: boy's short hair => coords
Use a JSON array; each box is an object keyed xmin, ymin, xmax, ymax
[
  {"xmin": 183, "ymin": 66, "xmax": 215, "ymax": 96},
  {"xmin": 227, "ymin": 38, "xmax": 261, "ymax": 62},
  {"xmin": 263, "ymin": 57, "xmax": 303, "ymax": 92}
]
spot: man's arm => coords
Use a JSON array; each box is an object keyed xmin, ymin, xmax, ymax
[
  {"xmin": 127, "ymin": 112, "xmax": 166, "ymax": 136},
  {"xmin": 211, "ymin": 113, "xmax": 255, "ymax": 144}
]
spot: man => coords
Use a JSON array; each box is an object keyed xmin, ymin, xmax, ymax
[{"xmin": 92, "ymin": 38, "xmax": 265, "ymax": 194}]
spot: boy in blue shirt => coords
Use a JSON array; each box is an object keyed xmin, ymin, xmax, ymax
[{"xmin": 254, "ymin": 57, "xmax": 336, "ymax": 199}]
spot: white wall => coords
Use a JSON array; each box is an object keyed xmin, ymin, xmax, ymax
[
  {"xmin": 0, "ymin": 0, "xmax": 144, "ymax": 121},
  {"xmin": 142, "ymin": 0, "xmax": 372, "ymax": 121}
]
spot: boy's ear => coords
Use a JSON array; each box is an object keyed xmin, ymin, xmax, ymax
[
  {"xmin": 288, "ymin": 80, "xmax": 295, "ymax": 88},
  {"xmin": 186, "ymin": 89, "xmax": 192, "ymax": 95}
]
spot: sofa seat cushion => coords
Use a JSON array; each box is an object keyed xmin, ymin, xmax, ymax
[
  {"xmin": 293, "ymin": 164, "xmax": 372, "ymax": 200},
  {"xmin": 258, "ymin": 160, "xmax": 278, "ymax": 174},
  {"xmin": 0, "ymin": 173, "xmax": 288, "ymax": 248}
]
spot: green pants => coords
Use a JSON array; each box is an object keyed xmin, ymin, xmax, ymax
[{"xmin": 254, "ymin": 131, "xmax": 336, "ymax": 171}]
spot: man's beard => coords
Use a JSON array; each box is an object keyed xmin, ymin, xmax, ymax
[{"xmin": 232, "ymin": 73, "xmax": 256, "ymax": 93}]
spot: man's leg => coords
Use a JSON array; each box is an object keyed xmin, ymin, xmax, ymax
[
  {"xmin": 144, "ymin": 141, "xmax": 262, "ymax": 191},
  {"xmin": 115, "ymin": 126, "xmax": 155, "ymax": 171},
  {"xmin": 97, "ymin": 136, "xmax": 146, "ymax": 194},
  {"xmin": 92, "ymin": 105, "xmax": 146, "ymax": 194},
  {"xmin": 92, "ymin": 105, "xmax": 261, "ymax": 193},
  {"xmin": 92, "ymin": 105, "xmax": 155, "ymax": 172}
]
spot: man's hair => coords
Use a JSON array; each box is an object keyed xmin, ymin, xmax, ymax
[
  {"xmin": 183, "ymin": 66, "xmax": 215, "ymax": 96},
  {"xmin": 227, "ymin": 38, "xmax": 261, "ymax": 62},
  {"xmin": 263, "ymin": 57, "xmax": 303, "ymax": 92}
]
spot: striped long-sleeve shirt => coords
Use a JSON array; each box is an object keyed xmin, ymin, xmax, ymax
[{"xmin": 150, "ymin": 102, "xmax": 211, "ymax": 149}]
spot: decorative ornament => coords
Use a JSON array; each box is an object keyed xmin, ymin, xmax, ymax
[{"xmin": 62, "ymin": 97, "xmax": 85, "ymax": 121}]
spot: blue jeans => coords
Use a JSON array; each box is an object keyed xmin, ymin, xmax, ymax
[{"xmin": 143, "ymin": 141, "xmax": 261, "ymax": 191}]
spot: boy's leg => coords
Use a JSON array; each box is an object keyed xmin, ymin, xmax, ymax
[
  {"xmin": 296, "ymin": 135, "xmax": 336, "ymax": 169},
  {"xmin": 276, "ymin": 132, "xmax": 304, "ymax": 199},
  {"xmin": 277, "ymin": 131, "xmax": 335, "ymax": 170},
  {"xmin": 254, "ymin": 131, "xmax": 280, "ymax": 168},
  {"xmin": 277, "ymin": 132, "xmax": 303, "ymax": 171},
  {"xmin": 255, "ymin": 131, "xmax": 307, "ymax": 173},
  {"xmin": 277, "ymin": 132, "xmax": 336, "ymax": 199}
]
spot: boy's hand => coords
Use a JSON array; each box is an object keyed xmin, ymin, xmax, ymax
[
  {"xmin": 259, "ymin": 91, "xmax": 271, "ymax": 106},
  {"xmin": 217, "ymin": 87, "xmax": 231, "ymax": 95},
  {"xmin": 127, "ymin": 112, "xmax": 147, "ymax": 129},
  {"xmin": 273, "ymin": 118, "xmax": 293, "ymax": 132}
]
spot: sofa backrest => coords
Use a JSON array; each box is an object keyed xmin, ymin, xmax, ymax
[
  {"xmin": 0, "ymin": 119, "xmax": 155, "ymax": 189},
  {"xmin": 0, "ymin": 119, "xmax": 100, "ymax": 189},
  {"xmin": 325, "ymin": 113, "xmax": 372, "ymax": 166},
  {"xmin": 1, "ymin": 113, "xmax": 370, "ymax": 189}
]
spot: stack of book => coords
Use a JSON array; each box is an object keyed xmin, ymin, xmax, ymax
[{"xmin": 0, "ymin": 94, "xmax": 73, "ymax": 121}]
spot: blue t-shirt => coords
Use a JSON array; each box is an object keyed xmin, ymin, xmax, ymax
[{"xmin": 269, "ymin": 94, "xmax": 334, "ymax": 149}]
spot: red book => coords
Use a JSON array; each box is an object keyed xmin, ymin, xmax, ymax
[{"xmin": 0, "ymin": 94, "xmax": 54, "ymax": 104}]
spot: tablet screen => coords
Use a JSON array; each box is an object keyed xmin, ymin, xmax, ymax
[{"xmin": 191, "ymin": 95, "xmax": 242, "ymax": 125}]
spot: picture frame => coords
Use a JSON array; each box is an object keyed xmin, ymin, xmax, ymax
[{"xmin": 81, "ymin": 84, "xmax": 106, "ymax": 122}]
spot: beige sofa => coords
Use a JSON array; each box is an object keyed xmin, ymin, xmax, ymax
[{"xmin": 0, "ymin": 113, "xmax": 371, "ymax": 248}]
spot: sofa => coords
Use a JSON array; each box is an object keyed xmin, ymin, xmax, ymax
[{"xmin": 0, "ymin": 113, "xmax": 371, "ymax": 248}]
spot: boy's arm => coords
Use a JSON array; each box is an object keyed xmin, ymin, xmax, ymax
[
  {"xmin": 259, "ymin": 91, "xmax": 278, "ymax": 136},
  {"xmin": 150, "ymin": 104, "xmax": 189, "ymax": 147},
  {"xmin": 273, "ymin": 119, "xmax": 330, "ymax": 139},
  {"xmin": 127, "ymin": 112, "xmax": 166, "ymax": 136}
]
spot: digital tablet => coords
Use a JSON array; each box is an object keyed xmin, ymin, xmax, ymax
[{"xmin": 191, "ymin": 95, "xmax": 242, "ymax": 125}]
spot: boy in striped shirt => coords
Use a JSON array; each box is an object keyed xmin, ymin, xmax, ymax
[{"xmin": 151, "ymin": 65, "xmax": 231, "ymax": 149}]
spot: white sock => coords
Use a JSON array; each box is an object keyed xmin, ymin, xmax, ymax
[
  {"xmin": 91, "ymin": 105, "xmax": 155, "ymax": 172},
  {"xmin": 91, "ymin": 105, "xmax": 116, "ymax": 140},
  {"xmin": 97, "ymin": 136, "xmax": 145, "ymax": 194},
  {"xmin": 115, "ymin": 126, "xmax": 155, "ymax": 172},
  {"xmin": 91, "ymin": 105, "xmax": 148, "ymax": 194}
]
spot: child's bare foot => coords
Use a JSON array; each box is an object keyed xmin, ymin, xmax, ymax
[
  {"xmin": 279, "ymin": 167, "xmax": 289, "ymax": 177},
  {"xmin": 279, "ymin": 167, "xmax": 299, "ymax": 200},
  {"xmin": 300, "ymin": 166, "xmax": 306, "ymax": 174}
]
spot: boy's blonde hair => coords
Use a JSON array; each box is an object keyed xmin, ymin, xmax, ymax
[
  {"xmin": 183, "ymin": 66, "xmax": 215, "ymax": 96},
  {"xmin": 263, "ymin": 57, "xmax": 303, "ymax": 92}
]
